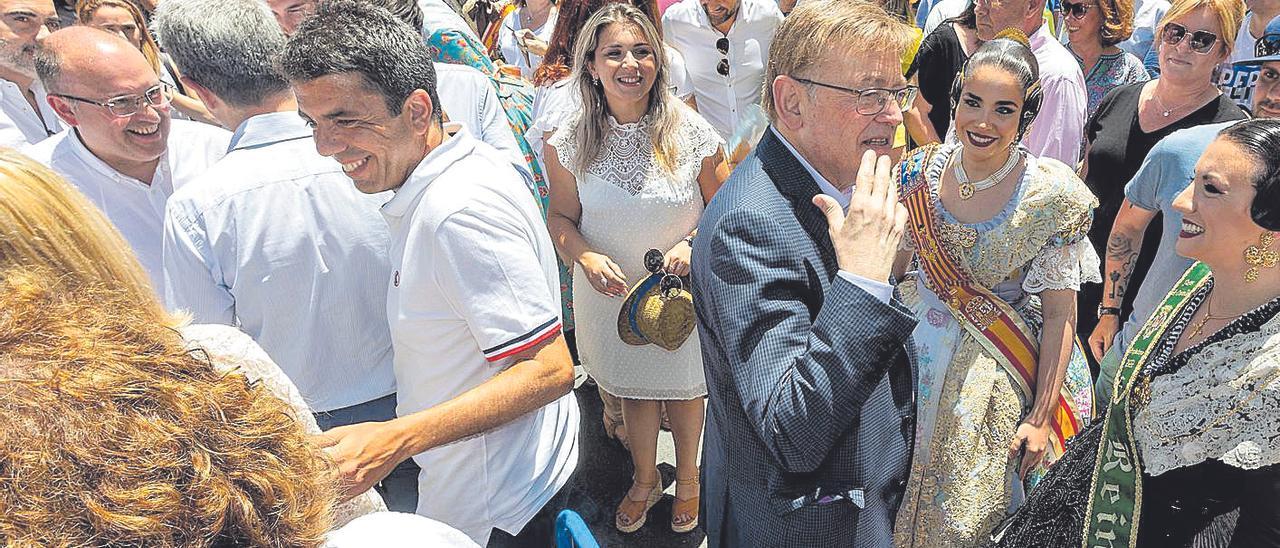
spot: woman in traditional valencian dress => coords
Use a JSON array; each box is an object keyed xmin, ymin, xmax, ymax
[
  {"xmin": 990, "ymin": 120, "xmax": 1280, "ymax": 548},
  {"xmin": 891, "ymin": 32, "xmax": 1100, "ymax": 548}
]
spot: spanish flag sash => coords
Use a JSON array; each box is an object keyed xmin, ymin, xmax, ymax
[
  {"xmin": 897, "ymin": 145, "xmax": 1083, "ymax": 459},
  {"xmin": 1081, "ymin": 263, "xmax": 1210, "ymax": 548}
]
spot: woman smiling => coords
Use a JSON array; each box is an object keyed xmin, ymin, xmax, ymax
[
  {"xmin": 993, "ymin": 118, "xmax": 1280, "ymax": 548},
  {"xmin": 891, "ymin": 31, "xmax": 1099, "ymax": 548},
  {"xmin": 543, "ymin": 3, "xmax": 725, "ymax": 534}
]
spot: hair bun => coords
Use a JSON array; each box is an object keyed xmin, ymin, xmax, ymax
[{"xmin": 994, "ymin": 28, "xmax": 1031, "ymax": 47}]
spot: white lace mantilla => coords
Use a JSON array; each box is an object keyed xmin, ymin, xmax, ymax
[
  {"xmin": 549, "ymin": 112, "xmax": 721, "ymax": 197},
  {"xmin": 1134, "ymin": 313, "xmax": 1280, "ymax": 476}
]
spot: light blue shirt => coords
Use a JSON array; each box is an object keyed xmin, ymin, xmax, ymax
[
  {"xmin": 769, "ymin": 127, "xmax": 894, "ymax": 303},
  {"xmin": 162, "ymin": 111, "xmax": 396, "ymax": 412}
]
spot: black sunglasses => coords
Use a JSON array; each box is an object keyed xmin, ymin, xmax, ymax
[
  {"xmin": 1161, "ymin": 22, "xmax": 1219, "ymax": 54},
  {"xmin": 716, "ymin": 36, "xmax": 729, "ymax": 77},
  {"xmin": 1257, "ymin": 32, "xmax": 1280, "ymax": 58},
  {"xmin": 1061, "ymin": 1, "xmax": 1093, "ymax": 19},
  {"xmin": 643, "ymin": 248, "xmax": 684, "ymax": 298}
]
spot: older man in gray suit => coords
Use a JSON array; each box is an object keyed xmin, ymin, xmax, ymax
[{"xmin": 690, "ymin": 1, "xmax": 920, "ymax": 546}]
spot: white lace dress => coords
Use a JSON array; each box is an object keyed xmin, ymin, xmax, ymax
[
  {"xmin": 181, "ymin": 324, "xmax": 386, "ymax": 528},
  {"xmin": 548, "ymin": 109, "xmax": 720, "ymax": 400}
]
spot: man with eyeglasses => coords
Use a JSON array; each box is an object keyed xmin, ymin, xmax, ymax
[
  {"xmin": 23, "ymin": 27, "xmax": 230, "ymax": 291},
  {"xmin": 0, "ymin": 0, "xmax": 61, "ymax": 147},
  {"xmin": 691, "ymin": 1, "xmax": 920, "ymax": 545},
  {"xmin": 975, "ymin": 0, "xmax": 1088, "ymax": 167},
  {"xmin": 662, "ymin": 0, "xmax": 781, "ymax": 141},
  {"xmin": 1090, "ymin": 13, "xmax": 1280, "ymax": 405}
]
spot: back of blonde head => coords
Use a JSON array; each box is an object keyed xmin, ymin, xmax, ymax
[
  {"xmin": 762, "ymin": 0, "xmax": 914, "ymax": 121},
  {"xmin": 0, "ymin": 148, "xmax": 172, "ymax": 324}
]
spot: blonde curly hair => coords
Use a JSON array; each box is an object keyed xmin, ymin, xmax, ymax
[{"xmin": 0, "ymin": 236, "xmax": 338, "ymax": 543}]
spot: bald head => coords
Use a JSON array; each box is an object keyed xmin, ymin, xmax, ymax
[{"xmin": 34, "ymin": 26, "xmax": 150, "ymax": 93}]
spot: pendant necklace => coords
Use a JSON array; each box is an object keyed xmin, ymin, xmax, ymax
[
  {"xmin": 1188, "ymin": 297, "xmax": 1230, "ymax": 338},
  {"xmin": 953, "ymin": 147, "xmax": 1022, "ymax": 200},
  {"xmin": 1153, "ymin": 87, "xmax": 1210, "ymax": 118}
]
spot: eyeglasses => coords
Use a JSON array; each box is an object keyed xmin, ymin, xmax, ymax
[
  {"xmin": 1061, "ymin": 1, "xmax": 1093, "ymax": 19},
  {"xmin": 51, "ymin": 83, "xmax": 173, "ymax": 118},
  {"xmin": 1257, "ymin": 32, "xmax": 1280, "ymax": 58},
  {"xmin": 1161, "ymin": 23, "xmax": 1219, "ymax": 55},
  {"xmin": 716, "ymin": 36, "xmax": 729, "ymax": 77},
  {"xmin": 790, "ymin": 77, "xmax": 918, "ymax": 116},
  {"xmin": 643, "ymin": 248, "xmax": 684, "ymax": 298}
]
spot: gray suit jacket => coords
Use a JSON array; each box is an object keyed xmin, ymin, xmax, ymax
[{"xmin": 692, "ymin": 128, "xmax": 918, "ymax": 547}]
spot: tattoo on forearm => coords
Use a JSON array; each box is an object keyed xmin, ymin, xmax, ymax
[{"xmin": 1104, "ymin": 233, "xmax": 1138, "ymax": 303}]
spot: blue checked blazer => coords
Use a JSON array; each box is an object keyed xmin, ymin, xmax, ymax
[{"xmin": 691, "ymin": 129, "xmax": 919, "ymax": 547}]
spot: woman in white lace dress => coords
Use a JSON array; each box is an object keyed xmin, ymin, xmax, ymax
[{"xmin": 544, "ymin": 3, "xmax": 725, "ymax": 535}]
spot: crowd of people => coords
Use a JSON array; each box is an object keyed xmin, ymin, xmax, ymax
[{"xmin": 0, "ymin": 0, "xmax": 1277, "ymax": 543}]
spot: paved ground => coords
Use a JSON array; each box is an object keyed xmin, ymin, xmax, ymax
[{"xmin": 557, "ymin": 377, "xmax": 708, "ymax": 547}]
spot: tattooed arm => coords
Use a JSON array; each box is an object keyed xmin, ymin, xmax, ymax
[{"xmin": 1088, "ymin": 199, "xmax": 1158, "ymax": 360}]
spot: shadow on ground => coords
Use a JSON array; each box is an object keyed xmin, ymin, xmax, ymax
[{"xmin": 557, "ymin": 383, "xmax": 708, "ymax": 547}]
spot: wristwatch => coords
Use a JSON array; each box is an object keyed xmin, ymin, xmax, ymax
[{"xmin": 1097, "ymin": 305, "xmax": 1122, "ymax": 319}]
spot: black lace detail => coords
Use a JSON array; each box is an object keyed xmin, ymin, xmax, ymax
[{"xmin": 986, "ymin": 421, "xmax": 1103, "ymax": 547}]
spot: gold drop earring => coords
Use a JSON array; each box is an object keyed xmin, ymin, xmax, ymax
[{"xmin": 1244, "ymin": 232, "xmax": 1278, "ymax": 283}]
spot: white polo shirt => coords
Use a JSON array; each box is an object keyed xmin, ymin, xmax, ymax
[
  {"xmin": 380, "ymin": 127, "xmax": 579, "ymax": 545},
  {"xmin": 0, "ymin": 77, "xmax": 61, "ymax": 147},
  {"xmin": 24, "ymin": 120, "xmax": 231, "ymax": 291},
  {"xmin": 663, "ymin": 0, "xmax": 782, "ymax": 139}
]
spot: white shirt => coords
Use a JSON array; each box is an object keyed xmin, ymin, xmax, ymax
[
  {"xmin": 0, "ymin": 78, "xmax": 61, "ymax": 147},
  {"xmin": 162, "ymin": 111, "xmax": 397, "ymax": 412},
  {"xmin": 418, "ymin": 0, "xmax": 482, "ymax": 42},
  {"xmin": 1219, "ymin": 12, "xmax": 1261, "ymax": 109},
  {"xmin": 923, "ymin": 0, "xmax": 967, "ymax": 35},
  {"xmin": 434, "ymin": 62, "xmax": 525, "ymax": 172},
  {"xmin": 769, "ymin": 127, "xmax": 893, "ymax": 303},
  {"xmin": 663, "ymin": 0, "xmax": 783, "ymax": 139},
  {"xmin": 381, "ymin": 128, "xmax": 579, "ymax": 545},
  {"xmin": 497, "ymin": 8, "xmax": 558, "ymax": 79},
  {"xmin": 23, "ymin": 120, "xmax": 230, "ymax": 291},
  {"xmin": 326, "ymin": 512, "xmax": 480, "ymax": 548}
]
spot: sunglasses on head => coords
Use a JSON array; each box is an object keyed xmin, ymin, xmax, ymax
[
  {"xmin": 716, "ymin": 36, "xmax": 729, "ymax": 77},
  {"xmin": 644, "ymin": 248, "xmax": 684, "ymax": 298},
  {"xmin": 1161, "ymin": 22, "xmax": 1219, "ymax": 55},
  {"xmin": 1060, "ymin": 1, "xmax": 1093, "ymax": 19}
]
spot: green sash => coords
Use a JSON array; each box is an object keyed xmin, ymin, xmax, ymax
[{"xmin": 1081, "ymin": 262, "xmax": 1211, "ymax": 548}]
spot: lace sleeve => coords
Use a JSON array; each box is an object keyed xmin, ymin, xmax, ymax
[
  {"xmin": 675, "ymin": 110, "xmax": 724, "ymax": 170},
  {"xmin": 546, "ymin": 115, "xmax": 581, "ymax": 171},
  {"xmin": 180, "ymin": 324, "xmax": 388, "ymax": 526},
  {"xmin": 1022, "ymin": 238, "xmax": 1103, "ymax": 293}
]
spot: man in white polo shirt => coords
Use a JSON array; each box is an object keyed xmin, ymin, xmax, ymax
[
  {"xmin": 281, "ymin": 3, "xmax": 578, "ymax": 546},
  {"xmin": 663, "ymin": 0, "xmax": 782, "ymax": 140},
  {"xmin": 152, "ymin": 0, "xmax": 418, "ymax": 511},
  {"xmin": 0, "ymin": 0, "xmax": 62, "ymax": 147},
  {"xmin": 25, "ymin": 27, "xmax": 229, "ymax": 291}
]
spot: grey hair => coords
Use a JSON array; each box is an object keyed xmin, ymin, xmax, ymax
[
  {"xmin": 151, "ymin": 0, "xmax": 290, "ymax": 108},
  {"xmin": 279, "ymin": 0, "xmax": 440, "ymax": 120},
  {"xmin": 33, "ymin": 45, "xmax": 61, "ymax": 92},
  {"xmin": 370, "ymin": 0, "xmax": 425, "ymax": 33},
  {"xmin": 569, "ymin": 3, "xmax": 682, "ymax": 174}
]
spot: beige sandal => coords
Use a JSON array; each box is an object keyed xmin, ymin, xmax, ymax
[
  {"xmin": 615, "ymin": 478, "xmax": 663, "ymax": 533},
  {"xmin": 671, "ymin": 475, "xmax": 700, "ymax": 533},
  {"xmin": 601, "ymin": 411, "xmax": 630, "ymax": 450}
]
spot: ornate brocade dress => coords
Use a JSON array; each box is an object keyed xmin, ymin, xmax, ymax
[
  {"xmin": 893, "ymin": 143, "xmax": 1101, "ymax": 547},
  {"xmin": 548, "ymin": 110, "xmax": 721, "ymax": 400}
]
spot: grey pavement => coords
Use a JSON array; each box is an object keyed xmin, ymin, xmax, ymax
[{"xmin": 557, "ymin": 374, "xmax": 709, "ymax": 548}]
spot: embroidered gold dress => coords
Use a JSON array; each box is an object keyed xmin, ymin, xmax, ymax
[{"xmin": 893, "ymin": 143, "xmax": 1100, "ymax": 547}]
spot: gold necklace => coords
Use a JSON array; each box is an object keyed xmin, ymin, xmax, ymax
[{"xmin": 1188, "ymin": 297, "xmax": 1231, "ymax": 338}]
